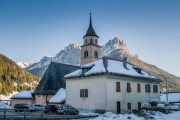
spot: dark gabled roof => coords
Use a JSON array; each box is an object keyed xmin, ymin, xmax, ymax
[
  {"xmin": 83, "ymin": 13, "xmax": 99, "ymax": 38},
  {"xmin": 33, "ymin": 62, "xmax": 79, "ymax": 95}
]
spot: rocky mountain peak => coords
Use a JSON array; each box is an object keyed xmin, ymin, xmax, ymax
[
  {"xmin": 101, "ymin": 37, "xmax": 130, "ymax": 57},
  {"xmin": 64, "ymin": 43, "xmax": 81, "ymax": 51}
]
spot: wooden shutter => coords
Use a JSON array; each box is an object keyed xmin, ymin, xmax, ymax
[
  {"xmin": 127, "ymin": 83, "xmax": 131, "ymax": 92},
  {"xmin": 116, "ymin": 82, "xmax": 120, "ymax": 92},
  {"xmin": 137, "ymin": 83, "xmax": 141, "ymax": 92},
  {"xmin": 145, "ymin": 84, "xmax": 150, "ymax": 93},
  {"xmin": 85, "ymin": 89, "xmax": 88, "ymax": 97},
  {"xmin": 153, "ymin": 85, "xmax": 158, "ymax": 93},
  {"xmin": 80, "ymin": 89, "xmax": 82, "ymax": 97}
]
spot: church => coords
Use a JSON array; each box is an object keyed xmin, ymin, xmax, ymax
[
  {"xmin": 65, "ymin": 13, "xmax": 161, "ymax": 113},
  {"xmin": 11, "ymin": 13, "xmax": 161, "ymax": 114}
]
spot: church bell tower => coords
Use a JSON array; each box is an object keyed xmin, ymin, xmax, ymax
[{"xmin": 81, "ymin": 13, "xmax": 101, "ymax": 65}]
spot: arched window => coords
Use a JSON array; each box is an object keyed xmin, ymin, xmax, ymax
[
  {"xmin": 94, "ymin": 50, "xmax": 98, "ymax": 58},
  {"xmin": 90, "ymin": 39, "xmax": 93, "ymax": 43},
  {"xmin": 95, "ymin": 39, "xmax": 98, "ymax": 44},
  {"xmin": 85, "ymin": 39, "xmax": 87, "ymax": 44},
  {"xmin": 84, "ymin": 50, "xmax": 88, "ymax": 58}
]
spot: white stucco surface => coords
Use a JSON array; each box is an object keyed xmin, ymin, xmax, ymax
[{"xmin": 66, "ymin": 75, "xmax": 160, "ymax": 113}]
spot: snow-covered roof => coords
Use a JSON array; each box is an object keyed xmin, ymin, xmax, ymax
[
  {"xmin": 11, "ymin": 90, "xmax": 34, "ymax": 99},
  {"xmin": 65, "ymin": 57, "xmax": 159, "ymax": 81},
  {"xmin": 160, "ymin": 93, "xmax": 180, "ymax": 102},
  {"xmin": 48, "ymin": 88, "xmax": 65, "ymax": 103}
]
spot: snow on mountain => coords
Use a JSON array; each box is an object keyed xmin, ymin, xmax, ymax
[
  {"xmin": 55, "ymin": 43, "xmax": 81, "ymax": 65},
  {"xmin": 16, "ymin": 61, "xmax": 35, "ymax": 68},
  {"xmin": 101, "ymin": 37, "xmax": 131, "ymax": 56},
  {"xmin": 26, "ymin": 38, "xmax": 130, "ymax": 77}
]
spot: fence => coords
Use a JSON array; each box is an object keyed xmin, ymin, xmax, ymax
[
  {"xmin": 0, "ymin": 109, "xmax": 44, "ymax": 120},
  {"xmin": 0, "ymin": 109, "xmax": 98, "ymax": 120}
]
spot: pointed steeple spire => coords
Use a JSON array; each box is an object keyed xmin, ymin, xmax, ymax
[{"xmin": 83, "ymin": 12, "xmax": 99, "ymax": 38}]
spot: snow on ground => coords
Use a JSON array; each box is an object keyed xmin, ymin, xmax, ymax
[
  {"xmin": 160, "ymin": 93, "xmax": 180, "ymax": 102},
  {"xmin": 90, "ymin": 112, "xmax": 144, "ymax": 120},
  {"xmin": 49, "ymin": 88, "xmax": 65, "ymax": 103},
  {"xmin": 0, "ymin": 102, "xmax": 12, "ymax": 109},
  {"xmin": 11, "ymin": 90, "xmax": 34, "ymax": 99},
  {"xmin": 79, "ymin": 109, "xmax": 99, "ymax": 116},
  {"xmin": 89, "ymin": 111, "xmax": 180, "ymax": 120}
]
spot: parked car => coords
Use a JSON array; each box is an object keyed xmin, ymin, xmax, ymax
[
  {"xmin": 44, "ymin": 105, "xmax": 58, "ymax": 114},
  {"xmin": 29, "ymin": 104, "xmax": 45, "ymax": 112},
  {"xmin": 165, "ymin": 105, "xmax": 180, "ymax": 111},
  {"xmin": 57, "ymin": 104, "xmax": 79, "ymax": 115},
  {"xmin": 14, "ymin": 103, "xmax": 29, "ymax": 112}
]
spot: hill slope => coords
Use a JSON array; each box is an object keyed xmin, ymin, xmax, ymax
[{"xmin": 0, "ymin": 54, "xmax": 39, "ymax": 95}]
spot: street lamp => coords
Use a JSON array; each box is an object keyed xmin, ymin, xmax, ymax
[{"xmin": 158, "ymin": 75, "xmax": 168, "ymax": 102}]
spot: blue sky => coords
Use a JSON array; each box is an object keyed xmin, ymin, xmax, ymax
[{"xmin": 0, "ymin": 0, "xmax": 180, "ymax": 76}]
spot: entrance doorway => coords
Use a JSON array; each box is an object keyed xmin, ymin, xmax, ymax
[{"xmin": 117, "ymin": 101, "xmax": 121, "ymax": 114}]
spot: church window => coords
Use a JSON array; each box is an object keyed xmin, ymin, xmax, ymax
[
  {"xmin": 80, "ymin": 89, "xmax": 88, "ymax": 97},
  {"xmin": 84, "ymin": 50, "xmax": 88, "ymax": 58},
  {"xmin": 95, "ymin": 39, "xmax": 98, "ymax": 44},
  {"xmin": 94, "ymin": 50, "xmax": 98, "ymax": 58},
  {"xmin": 90, "ymin": 39, "xmax": 93, "ymax": 43}
]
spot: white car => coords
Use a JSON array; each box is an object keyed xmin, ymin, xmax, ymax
[
  {"xmin": 165, "ymin": 105, "xmax": 180, "ymax": 111},
  {"xmin": 29, "ymin": 104, "xmax": 45, "ymax": 111}
]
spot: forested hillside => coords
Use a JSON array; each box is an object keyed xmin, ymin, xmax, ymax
[{"xmin": 0, "ymin": 54, "xmax": 39, "ymax": 95}]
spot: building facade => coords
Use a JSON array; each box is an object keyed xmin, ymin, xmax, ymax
[{"xmin": 65, "ymin": 58, "xmax": 161, "ymax": 113}]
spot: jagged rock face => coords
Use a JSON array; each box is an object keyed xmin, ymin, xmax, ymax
[
  {"xmin": 101, "ymin": 37, "xmax": 130, "ymax": 56},
  {"xmin": 55, "ymin": 43, "xmax": 81, "ymax": 65}
]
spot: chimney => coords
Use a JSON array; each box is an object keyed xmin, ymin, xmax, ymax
[
  {"xmin": 103, "ymin": 57, "xmax": 108, "ymax": 72},
  {"xmin": 123, "ymin": 57, "xmax": 128, "ymax": 70}
]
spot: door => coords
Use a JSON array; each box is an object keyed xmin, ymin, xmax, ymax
[{"xmin": 117, "ymin": 101, "xmax": 121, "ymax": 114}]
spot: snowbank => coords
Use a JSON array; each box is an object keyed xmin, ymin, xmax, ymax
[
  {"xmin": 90, "ymin": 112, "xmax": 144, "ymax": 120},
  {"xmin": 78, "ymin": 109, "xmax": 99, "ymax": 116},
  {"xmin": 0, "ymin": 102, "xmax": 12, "ymax": 109},
  {"xmin": 48, "ymin": 88, "xmax": 65, "ymax": 103},
  {"xmin": 90, "ymin": 111, "xmax": 180, "ymax": 120},
  {"xmin": 11, "ymin": 90, "xmax": 34, "ymax": 99}
]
